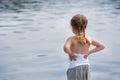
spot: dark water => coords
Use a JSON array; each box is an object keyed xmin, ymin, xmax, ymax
[{"xmin": 0, "ymin": 0, "xmax": 120, "ymax": 80}]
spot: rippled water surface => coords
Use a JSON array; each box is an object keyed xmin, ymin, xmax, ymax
[{"xmin": 0, "ymin": 0, "xmax": 120, "ymax": 80}]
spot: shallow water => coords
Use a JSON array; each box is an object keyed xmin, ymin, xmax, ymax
[{"xmin": 0, "ymin": 0, "xmax": 120, "ymax": 80}]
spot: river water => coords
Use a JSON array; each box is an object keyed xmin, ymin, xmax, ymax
[{"xmin": 0, "ymin": 0, "xmax": 120, "ymax": 80}]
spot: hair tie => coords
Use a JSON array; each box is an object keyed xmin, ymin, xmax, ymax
[{"xmin": 76, "ymin": 34, "xmax": 86, "ymax": 40}]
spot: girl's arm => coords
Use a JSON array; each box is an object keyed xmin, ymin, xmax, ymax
[
  {"xmin": 64, "ymin": 37, "xmax": 77, "ymax": 60},
  {"xmin": 84, "ymin": 39, "xmax": 105, "ymax": 58},
  {"xmin": 89, "ymin": 39, "xmax": 105, "ymax": 54}
]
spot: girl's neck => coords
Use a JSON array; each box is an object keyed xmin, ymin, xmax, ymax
[{"xmin": 75, "ymin": 33, "xmax": 84, "ymax": 36}]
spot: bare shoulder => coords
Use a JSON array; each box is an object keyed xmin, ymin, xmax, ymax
[
  {"xmin": 64, "ymin": 36, "xmax": 74, "ymax": 47},
  {"xmin": 86, "ymin": 36, "xmax": 92, "ymax": 44},
  {"xmin": 65, "ymin": 36, "xmax": 74, "ymax": 42}
]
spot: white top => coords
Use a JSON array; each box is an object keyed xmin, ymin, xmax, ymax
[{"xmin": 68, "ymin": 53, "xmax": 90, "ymax": 69}]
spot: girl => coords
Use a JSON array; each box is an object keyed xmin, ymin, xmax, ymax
[{"xmin": 64, "ymin": 14, "xmax": 105, "ymax": 80}]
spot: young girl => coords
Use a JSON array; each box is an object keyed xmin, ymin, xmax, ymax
[{"xmin": 64, "ymin": 14, "xmax": 105, "ymax": 80}]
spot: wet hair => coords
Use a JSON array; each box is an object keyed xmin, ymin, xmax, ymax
[{"xmin": 71, "ymin": 14, "xmax": 90, "ymax": 45}]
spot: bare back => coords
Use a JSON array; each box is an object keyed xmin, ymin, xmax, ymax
[{"xmin": 70, "ymin": 36, "xmax": 92, "ymax": 54}]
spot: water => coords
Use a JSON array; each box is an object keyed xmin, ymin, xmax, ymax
[{"xmin": 0, "ymin": 0, "xmax": 120, "ymax": 80}]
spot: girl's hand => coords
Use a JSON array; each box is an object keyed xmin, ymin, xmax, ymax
[
  {"xmin": 84, "ymin": 52, "xmax": 90, "ymax": 59},
  {"xmin": 69, "ymin": 53, "xmax": 77, "ymax": 61}
]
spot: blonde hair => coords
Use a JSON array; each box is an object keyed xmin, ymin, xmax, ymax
[{"xmin": 71, "ymin": 14, "xmax": 90, "ymax": 45}]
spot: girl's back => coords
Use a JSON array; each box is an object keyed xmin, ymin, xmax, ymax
[{"xmin": 70, "ymin": 36, "xmax": 92, "ymax": 54}]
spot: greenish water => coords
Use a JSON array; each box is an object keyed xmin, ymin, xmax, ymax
[{"xmin": 0, "ymin": 0, "xmax": 120, "ymax": 80}]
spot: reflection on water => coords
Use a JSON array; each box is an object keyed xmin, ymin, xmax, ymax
[{"xmin": 0, "ymin": 0, "xmax": 120, "ymax": 80}]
